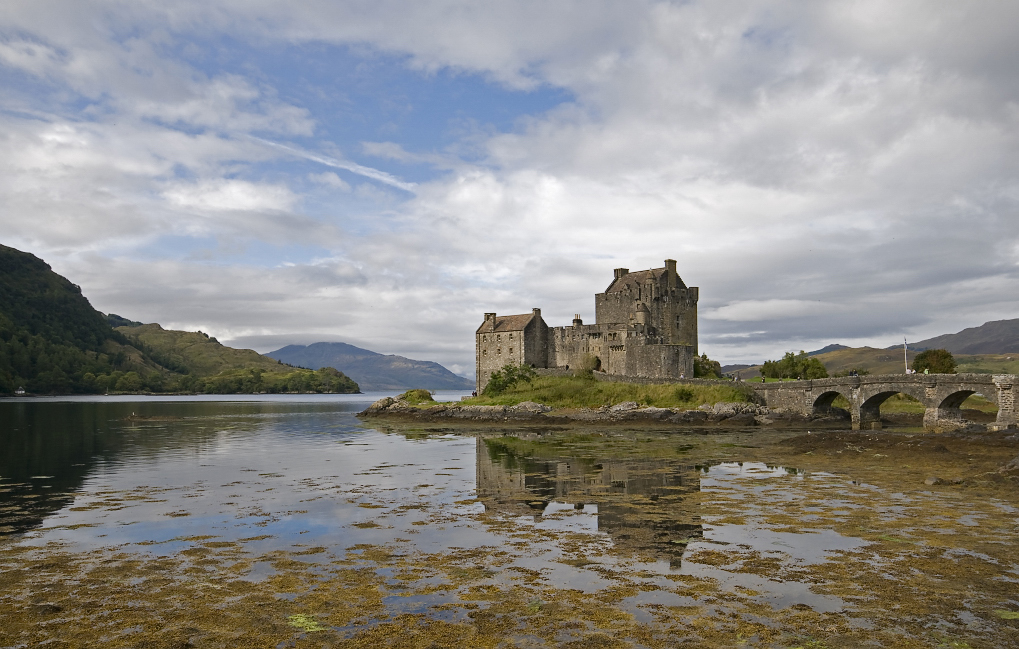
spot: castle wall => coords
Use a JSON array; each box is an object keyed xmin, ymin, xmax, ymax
[
  {"xmin": 624, "ymin": 340, "xmax": 695, "ymax": 379},
  {"xmin": 594, "ymin": 266, "xmax": 698, "ymax": 354},
  {"xmin": 476, "ymin": 260, "xmax": 698, "ymax": 388},
  {"xmin": 548, "ymin": 322, "xmax": 626, "ymax": 371},
  {"xmin": 523, "ymin": 316, "xmax": 549, "ymax": 370},
  {"xmin": 476, "ymin": 309, "xmax": 547, "ymax": 393}
]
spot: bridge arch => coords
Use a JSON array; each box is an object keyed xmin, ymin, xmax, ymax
[
  {"xmin": 857, "ymin": 391, "xmax": 906, "ymax": 428},
  {"xmin": 938, "ymin": 389, "xmax": 976, "ymax": 409},
  {"xmin": 922, "ymin": 389, "xmax": 979, "ymax": 431},
  {"xmin": 811, "ymin": 390, "xmax": 851, "ymax": 418}
]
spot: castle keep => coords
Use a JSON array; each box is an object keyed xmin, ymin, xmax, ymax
[{"xmin": 476, "ymin": 260, "xmax": 698, "ymax": 392}]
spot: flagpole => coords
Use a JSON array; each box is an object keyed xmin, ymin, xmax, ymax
[{"xmin": 904, "ymin": 336, "xmax": 908, "ymax": 373}]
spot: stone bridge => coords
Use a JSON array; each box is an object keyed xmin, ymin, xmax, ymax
[{"xmin": 753, "ymin": 373, "xmax": 1018, "ymax": 431}]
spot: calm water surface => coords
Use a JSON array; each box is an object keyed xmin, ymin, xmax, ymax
[{"xmin": 1, "ymin": 395, "xmax": 1017, "ymax": 648}]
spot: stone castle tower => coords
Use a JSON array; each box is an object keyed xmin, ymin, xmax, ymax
[{"xmin": 476, "ymin": 260, "xmax": 698, "ymax": 392}]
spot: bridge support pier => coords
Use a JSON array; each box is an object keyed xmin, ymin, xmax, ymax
[
  {"xmin": 852, "ymin": 401, "xmax": 882, "ymax": 430},
  {"xmin": 923, "ymin": 407, "xmax": 966, "ymax": 432},
  {"xmin": 992, "ymin": 378, "xmax": 1017, "ymax": 431}
]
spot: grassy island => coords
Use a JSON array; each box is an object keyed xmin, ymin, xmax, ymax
[{"xmin": 459, "ymin": 375, "xmax": 755, "ymax": 410}]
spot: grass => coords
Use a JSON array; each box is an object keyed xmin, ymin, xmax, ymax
[
  {"xmin": 398, "ymin": 389, "xmax": 436, "ymax": 405},
  {"xmin": 464, "ymin": 375, "xmax": 754, "ymax": 409}
]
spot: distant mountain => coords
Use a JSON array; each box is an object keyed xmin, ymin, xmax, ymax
[
  {"xmin": 808, "ymin": 344, "xmax": 848, "ymax": 356},
  {"xmin": 267, "ymin": 342, "xmax": 473, "ymax": 391},
  {"xmin": 907, "ymin": 319, "xmax": 1019, "ymax": 355},
  {"xmin": 720, "ymin": 364, "xmax": 754, "ymax": 374}
]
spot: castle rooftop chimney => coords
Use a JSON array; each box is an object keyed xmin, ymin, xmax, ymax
[
  {"xmin": 664, "ymin": 259, "xmax": 677, "ymax": 289},
  {"xmin": 532, "ymin": 308, "xmax": 541, "ymax": 318},
  {"xmin": 573, "ymin": 314, "xmax": 583, "ymax": 327},
  {"xmin": 484, "ymin": 312, "xmax": 496, "ymax": 322},
  {"xmin": 613, "ymin": 268, "xmax": 629, "ymax": 280}
]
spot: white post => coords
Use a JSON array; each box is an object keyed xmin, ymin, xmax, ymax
[{"xmin": 903, "ymin": 337, "xmax": 908, "ymax": 373}]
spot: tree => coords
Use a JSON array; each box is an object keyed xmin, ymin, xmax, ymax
[
  {"xmin": 693, "ymin": 353, "xmax": 721, "ymax": 379},
  {"xmin": 912, "ymin": 349, "xmax": 956, "ymax": 374},
  {"xmin": 483, "ymin": 363, "xmax": 538, "ymax": 395},
  {"xmin": 761, "ymin": 351, "xmax": 828, "ymax": 380},
  {"xmin": 114, "ymin": 371, "xmax": 143, "ymax": 392}
]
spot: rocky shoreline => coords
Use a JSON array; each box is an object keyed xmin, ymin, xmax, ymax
[{"xmin": 357, "ymin": 396, "xmax": 848, "ymax": 427}]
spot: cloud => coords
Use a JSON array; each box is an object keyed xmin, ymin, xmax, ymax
[
  {"xmin": 704, "ymin": 300, "xmax": 845, "ymax": 322},
  {"xmin": 163, "ymin": 179, "xmax": 296, "ymax": 212},
  {"xmin": 309, "ymin": 172, "xmax": 351, "ymax": 192},
  {"xmin": 250, "ymin": 137, "xmax": 417, "ymax": 192},
  {"xmin": 1, "ymin": 0, "xmax": 1018, "ymax": 373}
]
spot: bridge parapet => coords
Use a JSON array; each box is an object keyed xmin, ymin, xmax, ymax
[{"xmin": 752, "ymin": 373, "xmax": 1018, "ymax": 432}]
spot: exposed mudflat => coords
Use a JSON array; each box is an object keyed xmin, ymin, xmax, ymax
[{"xmin": 2, "ymin": 397, "xmax": 1018, "ymax": 648}]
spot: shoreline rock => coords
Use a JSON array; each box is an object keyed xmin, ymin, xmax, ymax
[{"xmin": 358, "ymin": 398, "xmax": 838, "ymax": 427}]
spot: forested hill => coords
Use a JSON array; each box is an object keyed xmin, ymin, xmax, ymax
[
  {"xmin": 0, "ymin": 243, "xmax": 359, "ymax": 395},
  {"xmin": 0, "ymin": 244, "xmax": 130, "ymax": 393},
  {"xmin": 268, "ymin": 342, "xmax": 473, "ymax": 391},
  {"xmin": 0, "ymin": 244, "xmax": 115, "ymax": 354}
]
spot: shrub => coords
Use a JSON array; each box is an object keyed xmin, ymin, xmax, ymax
[
  {"xmin": 399, "ymin": 389, "xmax": 435, "ymax": 404},
  {"xmin": 673, "ymin": 386, "xmax": 695, "ymax": 402},
  {"xmin": 912, "ymin": 349, "xmax": 956, "ymax": 374},
  {"xmin": 693, "ymin": 353, "xmax": 721, "ymax": 378}
]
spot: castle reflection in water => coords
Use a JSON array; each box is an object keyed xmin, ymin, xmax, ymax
[{"xmin": 475, "ymin": 436, "xmax": 704, "ymax": 565}]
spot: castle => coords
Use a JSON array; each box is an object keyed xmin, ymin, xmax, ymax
[{"xmin": 475, "ymin": 260, "xmax": 698, "ymax": 392}]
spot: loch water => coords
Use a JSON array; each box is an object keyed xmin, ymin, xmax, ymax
[{"xmin": 1, "ymin": 395, "xmax": 1017, "ymax": 648}]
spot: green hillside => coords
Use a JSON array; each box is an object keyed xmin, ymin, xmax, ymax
[
  {"xmin": 117, "ymin": 324, "xmax": 289, "ymax": 377},
  {"xmin": 115, "ymin": 323, "xmax": 360, "ymax": 394},
  {"xmin": 0, "ymin": 244, "xmax": 145, "ymax": 393},
  {"xmin": 0, "ymin": 243, "xmax": 359, "ymax": 395}
]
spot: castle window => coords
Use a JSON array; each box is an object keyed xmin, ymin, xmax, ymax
[
  {"xmin": 509, "ymin": 333, "xmax": 513, "ymax": 339},
  {"xmin": 497, "ymin": 348, "xmax": 502, "ymax": 355},
  {"xmin": 509, "ymin": 347, "xmax": 513, "ymax": 353},
  {"xmin": 483, "ymin": 349, "xmax": 487, "ymax": 356},
  {"xmin": 497, "ymin": 334, "xmax": 501, "ymax": 341}
]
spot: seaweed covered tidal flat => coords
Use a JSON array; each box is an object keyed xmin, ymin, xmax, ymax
[{"xmin": 1, "ymin": 395, "xmax": 1018, "ymax": 648}]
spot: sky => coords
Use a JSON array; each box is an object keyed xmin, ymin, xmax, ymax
[{"xmin": 2, "ymin": 1, "xmax": 1018, "ymax": 377}]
